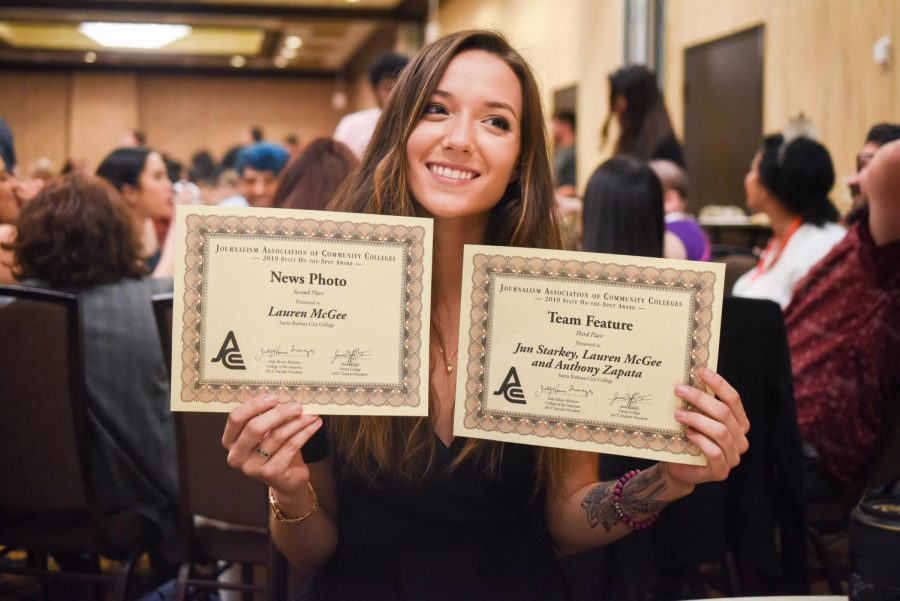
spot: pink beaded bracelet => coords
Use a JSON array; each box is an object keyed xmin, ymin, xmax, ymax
[{"xmin": 612, "ymin": 469, "xmax": 660, "ymax": 530}]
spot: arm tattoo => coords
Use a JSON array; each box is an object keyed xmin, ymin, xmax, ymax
[
  {"xmin": 580, "ymin": 481, "xmax": 620, "ymax": 532},
  {"xmin": 581, "ymin": 465, "xmax": 671, "ymax": 530}
]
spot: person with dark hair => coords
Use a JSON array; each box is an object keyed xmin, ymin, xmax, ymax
[
  {"xmin": 96, "ymin": 146, "xmax": 175, "ymax": 273},
  {"xmin": 272, "ymin": 137, "xmax": 357, "ymax": 211},
  {"xmin": 650, "ymin": 159, "xmax": 711, "ymax": 261},
  {"xmin": 250, "ymin": 125, "xmax": 264, "ymax": 143},
  {"xmin": 3, "ymin": 172, "xmax": 178, "ymax": 545},
  {"xmin": 221, "ymin": 30, "xmax": 748, "ymax": 598},
  {"xmin": 582, "ymin": 155, "xmax": 664, "ymax": 258},
  {"xmin": 786, "ymin": 139, "xmax": 900, "ymax": 497},
  {"xmin": 334, "ymin": 51, "xmax": 410, "ymax": 158},
  {"xmin": 845, "ymin": 122, "xmax": 900, "ymax": 225},
  {"xmin": 0, "ymin": 117, "xmax": 17, "ymax": 173},
  {"xmin": 0, "ymin": 154, "xmax": 21, "ymax": 284},
  {"xmin": 235, "ymin": 141, "xmax": 290, "ymax": 208},
  {"xmin": 732, "ymin": 134, "xmax": 845, "ymax": 308},
  {"xmin": 602, "ymin": 65, "xmax": 684, "ymax": 167},
  {"xmin": 551, "ymin": 110, "xmax": 577, "ymax": 197}
]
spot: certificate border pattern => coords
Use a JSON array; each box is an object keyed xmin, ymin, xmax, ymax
[
  {"xmin": 178, "ymin": 214, "xmax": 426, "ymax": 409},
  {"xmin": 461, "ymin": 254, "xmax": 718, "ymax": 457}
]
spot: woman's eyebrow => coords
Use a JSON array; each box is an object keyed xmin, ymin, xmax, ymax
[{"xmin": 431, "ymin": 89, "xmax": 517, "ymax": 118}]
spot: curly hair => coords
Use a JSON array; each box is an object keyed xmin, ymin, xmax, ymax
[
  {"xmin": 757, "ymin": 134, "xmax": 839, "ymax": 225},
  {"xmin": 5, "ymin": 173, "xmax": 146, "ymax": 287}
]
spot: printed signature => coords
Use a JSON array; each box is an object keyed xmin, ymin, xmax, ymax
[
  {"xmin": 255, "ymin": 345, "xmax": 315, "ymax": 361},
  {"xmin": 609, "ymin": 392, "xmax": 652, "ymax": 410},
  {"xmin": 332, "ymin": 348, "xmax": 372, "ymax": 367},
  {"xmin": 536, "ymin": 384, "xmax": 594, "ymax": 398}
]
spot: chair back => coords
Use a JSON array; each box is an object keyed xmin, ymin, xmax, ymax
[
  {"xmin": 0, "ymin": 285, "xmax": 96, "ymax": 527},
  {"xmin": 860, "ymin": 385, "xmax": 900, "ymax": 494}
]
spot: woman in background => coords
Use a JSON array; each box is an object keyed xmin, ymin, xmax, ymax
[
  {"xmin": 96, "ymin": 146, "xmax": 174, "ymax": 274},
  {"xmin": 602, "ymin": 65, "xmax": 684, "ymax": 167},
  {"xmin": 5, "ymin": 173, "xmax": 178, "ymax": 546},
  {"xmin": 272, "ymin": 137, "xmax": 357, "ymax": 211},
  {"xmin": 733, "ymin": 134, "xmax": 845, "ymax": 308},
  {"xmin": 582, "ymin": 155, "xmax": 664, "ymax": 257}
]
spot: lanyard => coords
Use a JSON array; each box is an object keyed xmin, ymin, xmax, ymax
[{"xmin": 753, "ymin": 217, "xmax": 802, "ymax": 277}]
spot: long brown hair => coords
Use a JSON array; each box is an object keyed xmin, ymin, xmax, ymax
[
  {"xmin": 272, "ymin": 137, "xmax": 357, "ymax": 210},
  {"xmin": 601, "ymin": 65, "xmax": 676, "ymax": 160},
  {"xmin": 328, "ymin": 30, "xmax": 567, "ymax": 490}
]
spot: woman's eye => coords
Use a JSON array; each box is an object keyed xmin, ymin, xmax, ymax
[
  {"xmin": 486, "ymin": 116, "xmax": 511, "ymax": 131},
  {"xmin": 424, "ymin": 103, "xmax": 447, "ymax": 116}
]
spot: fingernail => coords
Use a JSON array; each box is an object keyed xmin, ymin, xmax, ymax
[
  {"xmin": 674, "ymin": 409, "xmax": 687, "ymax": 419},
  {"xmin": 292, "ymin": 403, "xmax": 304, "ymax": 411},
  {"xmin": 700, "ymin": 367, "xmax": 711, "ymax": 378},
  {"xmin": 675, "ymin": 385, "xmax": 689, "ymax": 395},
  {"xmin": 263, "ymin": 393, "xmax": 277, "ymax": 403}
]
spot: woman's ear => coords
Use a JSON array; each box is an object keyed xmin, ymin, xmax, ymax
[{"xmin": 121, "ymin": 183, "xmax": 139, "ymax": 206}]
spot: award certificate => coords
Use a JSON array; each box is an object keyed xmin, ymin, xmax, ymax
[
  {"xmin": 453, "ymin": 245, "xmax": 725, "ymax": 464},
  {"xmin": 170, "ymin": 205, "xmax": 432, "ymax": 415}
]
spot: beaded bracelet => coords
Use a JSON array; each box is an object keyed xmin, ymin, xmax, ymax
[{"xmin": 612, "ymin": 469, "xmax": 660, "ymax": 530}]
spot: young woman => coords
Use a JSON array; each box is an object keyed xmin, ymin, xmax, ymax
[
  {"xmin": 222, "ymin": 31, "xmax": 748, "ymax": 599},
  {"xmin": 601, "ymin": 65, "xmax": 684, "ymax": 167},
  {"xmin": 96, "ymin": 146, "xmax": 175, "ymax": 274},
  {"xmin": 733, "ymin": 134, "xmax": 846, "ymax": 308}
]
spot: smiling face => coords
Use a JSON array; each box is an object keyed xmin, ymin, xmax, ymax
[{"xmin": 405, "ymin": 49, "xmax": 522, "ymax": 222}]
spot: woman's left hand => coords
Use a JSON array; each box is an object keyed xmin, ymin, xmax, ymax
[{"xmin": 665, "ymin": 368, "xmax": 750, "ymax": 487}]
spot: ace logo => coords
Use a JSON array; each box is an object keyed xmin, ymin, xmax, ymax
[
  {"xmin": 493, "ymin": 366, "xmax": 526, "ymax": 404},
  {"xmin": 211, "ymin": 330, "xmax": 246, "ymax": 370}
]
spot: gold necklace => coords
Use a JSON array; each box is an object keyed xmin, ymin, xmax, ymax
[{"xmin": 431, "ymin": 321, "xmax": 458, "ymax": 375}]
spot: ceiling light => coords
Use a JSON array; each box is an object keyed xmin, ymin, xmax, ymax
[
  {"xmin": 78, "ymin": 22, "xmax": 192, "ymax": 49},
  {"xmin": 274, "ymin": 56, "xmax": 288, "ymax": 69},
  {"xmin": 230, "ymin": 55, "xmax": 246, "ymax": 68},
  {"xmin": 285, "ymin": 35, "xmax": 302, "ymax": 49},
  {"xmin": 84, "ymin": 51, "xmax": 97, "ymax": 63},
  {"xmin": 280, "ymin": 47, "xmax": 297, "ymax": 59},
  {"xmin": 345, "ymin": 0, "xmax": 362, "ymax": 3}
]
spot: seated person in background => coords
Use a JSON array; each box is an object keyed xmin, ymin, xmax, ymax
[
  {"xmin": 551, "ymin": 110, "xmax": 577, "ymax": 198},
  {"xmin": 273, "ymin": 137, "xmax": 357, "ymax": 211},
  {"xmin": 334, "ymin": 51, "xmax": 409, "ymax": 159},
  {"xmin": 845, "ymin": 122, "xmax": 900, "ymax": 225},
  {"xmin": 786, "ymin": 140, "xmax": 900, "ymax": 499},
  {"xmin": 3, "ymin": 173, "xmax": 178, "ymax": 544},
  {"xmin": 582, "ymin": 155, "xmax": 664, "ymax": 257},
  {"xmin": 650, "ymin": 159, "xmax": 711, "ymax": 261},
  {"xmin": 235, "ymin": 141, "xmax": 290, "ymax": 208},
  {"xmin": 96, "ymin": 146, "xmax": 176, "ymax": 275},
  {"xmin": 0, "ymin": 155, "xmax": 22, "ymax": 284},
  {"xmin": 732, "ymin": 134, "xmax": 845, "ymax": 308}
]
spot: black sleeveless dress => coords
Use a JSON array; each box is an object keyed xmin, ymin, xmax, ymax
[{"xmin": 303, "ymin": 426, "xmax": 570, "ymax": 600}]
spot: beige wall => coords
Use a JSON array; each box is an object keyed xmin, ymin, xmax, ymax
[
  {"xmin": 0, "ymin": 70, "xmax": 343, "ymax": 174},
  {"xmin": 664, "ymin": 0, "xmax": 900, "ymax": 208},
  {"xmin": 439, "ymin": 0, "xmax": 624, "ymax": 193}
]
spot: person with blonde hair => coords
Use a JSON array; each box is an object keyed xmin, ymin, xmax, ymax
[{"xmin": 222, "ymin": 31, "xmax": 748, "ymax": 598}]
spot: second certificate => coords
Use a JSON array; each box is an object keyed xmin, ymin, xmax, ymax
[{"xmin": 454, "ymin": 245, "xmax": 725, "ymax": 465}]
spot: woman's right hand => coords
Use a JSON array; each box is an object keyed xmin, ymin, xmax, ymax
[{"xmin": 222, "ymin": 392, "xmax": 323, "ymax": 501}]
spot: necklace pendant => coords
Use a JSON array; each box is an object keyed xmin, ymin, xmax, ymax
[{"xmin": 446, "ymin": 363, "xmax": 453, "ymax": 374}]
